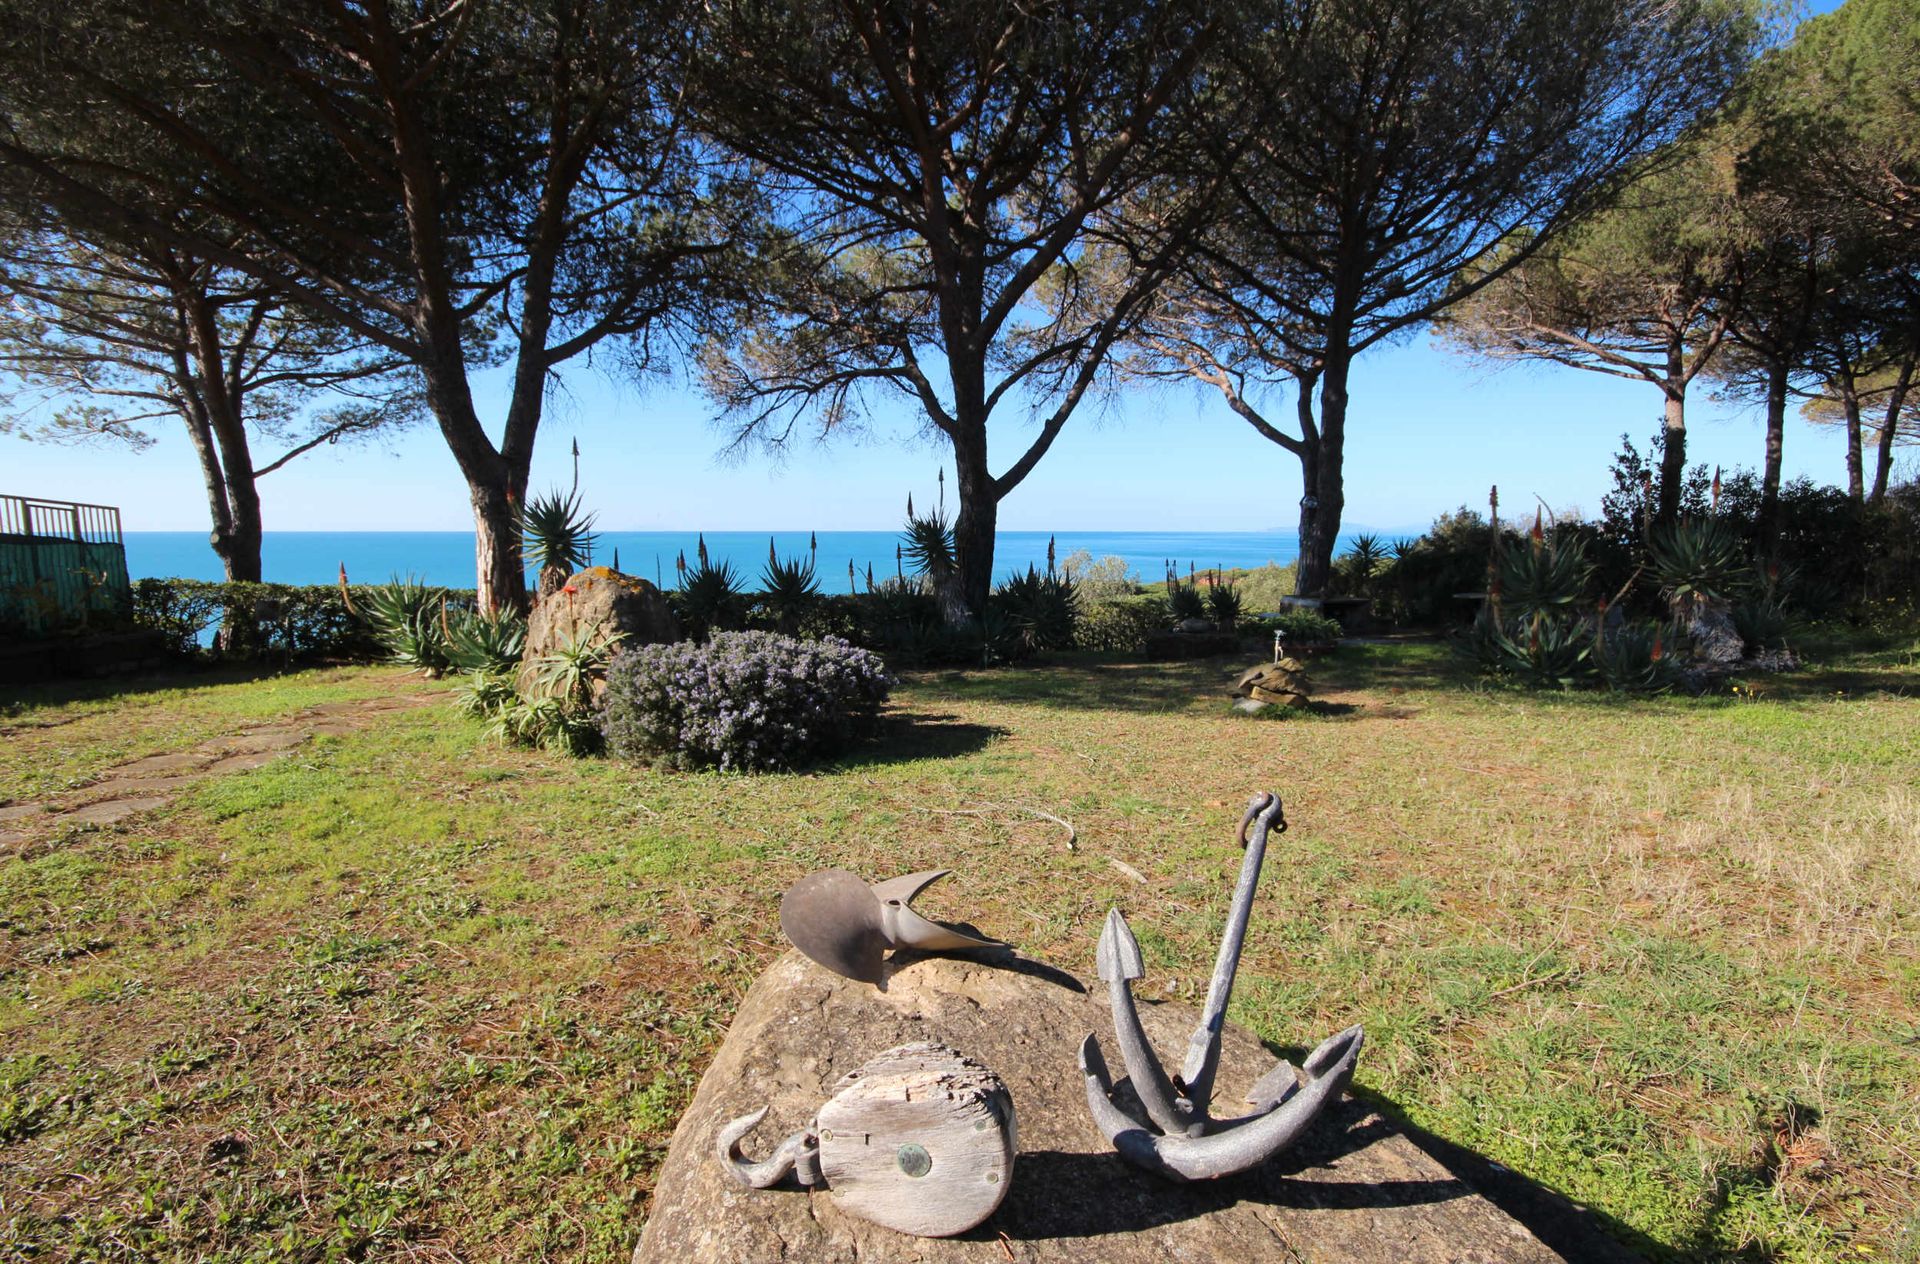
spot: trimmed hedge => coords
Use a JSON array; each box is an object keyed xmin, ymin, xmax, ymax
[
  {"xmin": 1074, "ymin": 594, "xmax": 1171, "ymax": 653},
  {"xmin": 130, "ymin": 577, "xmax": 474, "ymax": 661}
]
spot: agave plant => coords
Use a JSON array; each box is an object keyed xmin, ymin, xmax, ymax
[
  {"xmin": 519, "ymin": 489, "xmax": 599, "ymax": 592},
  {"xmin": 1730, "ymin": 595, "xmax": 1791, "ymax": 653},
  {"xmin": 759, "ymin": 538, "xmax": 821, "ymax": 634},
  {"xmin": 1648, "ymin": 519, "xmax": 1751, "ymax": 613},
  {"xmin": 444, "ymin": 606, "xmax": 527, "ymax": 675},
  {"xmin": 1488, "ymin": 612, "xmax": 1595, "ymax": 690}
]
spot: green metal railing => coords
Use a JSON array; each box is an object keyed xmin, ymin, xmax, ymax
[{"xmin": 0, "ymin": 493, "xmax": 132, "ymax": 637}]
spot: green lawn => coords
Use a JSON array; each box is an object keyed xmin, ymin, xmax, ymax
[{"xmin": 1, "ymin": 640, "xmax": 1916, "ymax": 1261}]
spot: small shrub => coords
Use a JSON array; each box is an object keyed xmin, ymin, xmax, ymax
[
  {"xmin": 133, "ymin": 578, "xmax": 389, "ymax": 660},
  {"xmin": 601, "ymin": 631, "xmax": 893, "ymax": 772},
  {"xmin": 1075, "ymin": 594, "xmax": 1170, "ymax": 653},
  {"xmin": 1059, "ymin": 551, "xmax": 1137, "ymax": 601},
  {"xmin": 1234, "ymin": 562, "xmax": 1300, "ymax": 614},
  {"xmin": 1250, "ymin": 609, "xmax": 1342, "ymax": 646}
]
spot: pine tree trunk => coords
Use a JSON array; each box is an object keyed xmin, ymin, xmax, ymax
[
  {"xmin": 952, "ymin": 433, "xmax": 997, "ymax": 621},
  {"xmin": 417, "ymin": 337, "xmax": 528, "ymax": 615},
  {"xmin": 1758, "ymin": 357, "xmax": 1788, "ymax": 554},
  {"xmin": 1293, "ymin": 355, "xmax": 1349, "ymax": 598},
  {"xmin": 1871, "ymin": 357, "xmax": 1912, "ymax": 503},
  {"xmin": 1842, "ymin": 389, "xmax": 1864, "ymax": 504},
  {"xmin": 183, "ymin": 298, "xmax": 266, "ymax": 585},
  {"xmin": 180, "ymin": 403, "xmax": 260, "ymax": 584},
  {"xmin": 1656, "ymin": 375, "xmax": 1688, "ymax": 527}
]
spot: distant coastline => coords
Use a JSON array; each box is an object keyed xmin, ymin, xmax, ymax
[{"xmin": 122, "ymin": 529, "xmax": 1403, "ymax": 589}]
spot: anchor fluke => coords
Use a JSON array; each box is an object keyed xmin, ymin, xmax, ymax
[{"xmin": 779, "ymin": 867, "xmax": 1004, "ymax": 986}]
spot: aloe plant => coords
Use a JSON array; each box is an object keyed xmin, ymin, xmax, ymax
[
  {"xmin": 444, "ymin": 606, "xmax": 526, "ymax": 674},
  {"xmin": 518, "ymin": 489, "xmax": 599, "ymax": 589},
  {"xmin": 530, "ymin": 621, "xmax": 626, "ymax": 708},
  {"xmin": 677, "ymin": 543, "xmax": 748, "ymax": 641},
  {"xmin": 358, "ymin": 575, "xmax": 456, "ymax": 675},
  {"xmin": 1595, "ymin": 619, "xmax": 1680, "ymax": 694},
  {"xmin": 759, "ymin": 538, "xmax": 821, "ymax": 633},
  {"xmin": 1497, "ymin": 533, "xmax": 1591, "ymax": 622},
  {"xmin": 1648, "ymin": 519, "xmax": 1751, "ymax": 612},
  {"xmin": 1205, "ymin": 574, "xmax": 1243, "ymax": 629},
  {"xmin": 994, "ymin": 565, "xmax": 1078, "ymax": 654}
]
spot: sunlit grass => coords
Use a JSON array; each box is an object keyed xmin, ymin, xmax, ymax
[{"xmin": 1, "ymin": 639, "xmax": 1916, "ymax": 1261}]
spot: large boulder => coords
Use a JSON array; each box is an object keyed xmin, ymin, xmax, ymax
[
  {"xmin": 518, "ymin": 566, "xmax": 678, "ymax": 695},
  {"xmin": 634, "ymin": 949, "xmax": 1607, "ymax": 1263}
]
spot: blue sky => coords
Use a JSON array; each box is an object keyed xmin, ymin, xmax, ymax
[
  {"xmin": 5, "ymin": 1, "xmax": 1864, "ymax": 539},
  {"xmin": 3, "ymin": 328, "xmax": 1869, "ymax": 537}
]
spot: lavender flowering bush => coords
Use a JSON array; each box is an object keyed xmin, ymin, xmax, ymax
[{"xmin": 600, "ymin": 631, "xmax": 893, "ymax": 771}]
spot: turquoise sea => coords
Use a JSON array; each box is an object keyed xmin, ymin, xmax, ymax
[{"xmin": 123, "ymin": 529, "xmax": 1371, "ymax": 590}]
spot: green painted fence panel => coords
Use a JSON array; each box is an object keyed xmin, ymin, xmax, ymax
[{"xmin": 0, "ymin": 494, "xmax": 132, "ymax": 637}]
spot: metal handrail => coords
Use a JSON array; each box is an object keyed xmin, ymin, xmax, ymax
[{"xmin": 0, "ymin": 493, "xmax": 124, "ymax": 546}]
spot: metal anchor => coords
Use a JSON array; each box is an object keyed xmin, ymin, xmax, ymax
[
  {"xmin": 779, "ymin": 868, "xmax": 1003, "ymax": 986},
  {"xmin": 1077, "ymin": 791, "xmax": 1364, "ymax": 1181}
]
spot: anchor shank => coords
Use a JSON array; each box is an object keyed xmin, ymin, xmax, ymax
[{"xmin": 1179, "ymin": 795, "xmax": 1280, "ymax": 1110}]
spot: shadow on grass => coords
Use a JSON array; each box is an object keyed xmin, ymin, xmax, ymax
[
  {"xmin": 0, "ymin": 661, "xmax": 295, "ymax": 720},
  {"xmin": 903, "ymin": 646, "xmax": 1473, "ymax": 717},
  {"xmin": 833, "ymin": 709, "xmax": 1006, "ymax": 768}
]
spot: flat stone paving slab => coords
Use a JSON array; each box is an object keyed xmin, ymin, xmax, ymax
[
  {"xmin": 61, "ymin": 797, "xmax": 172, "ymax": 827},
  {"xmin": 114, "ymin": 752, "xmax": 220, "ymax": 776},
  {"xmin": 201, "ymin": 729, "xmax": 308, "ymax": 755},
  {"xmin": 205, "ymin": 751, "xmax": 294, "ymax": 775},
  {"xmin": 77, "ymin": 774, "xmax": 207, "ymax": 800},
  {"xmin": 636, "ymin": 950, "xmax": 1615, "ymax": 1263},
  {"xmin": 1, "ymin": 688, "xmax": 440, "ymax": 844}
]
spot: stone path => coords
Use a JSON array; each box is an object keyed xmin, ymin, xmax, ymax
[{"xmin": 0, "ymin": 691, "xmax": 441, "ymax": 850}]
